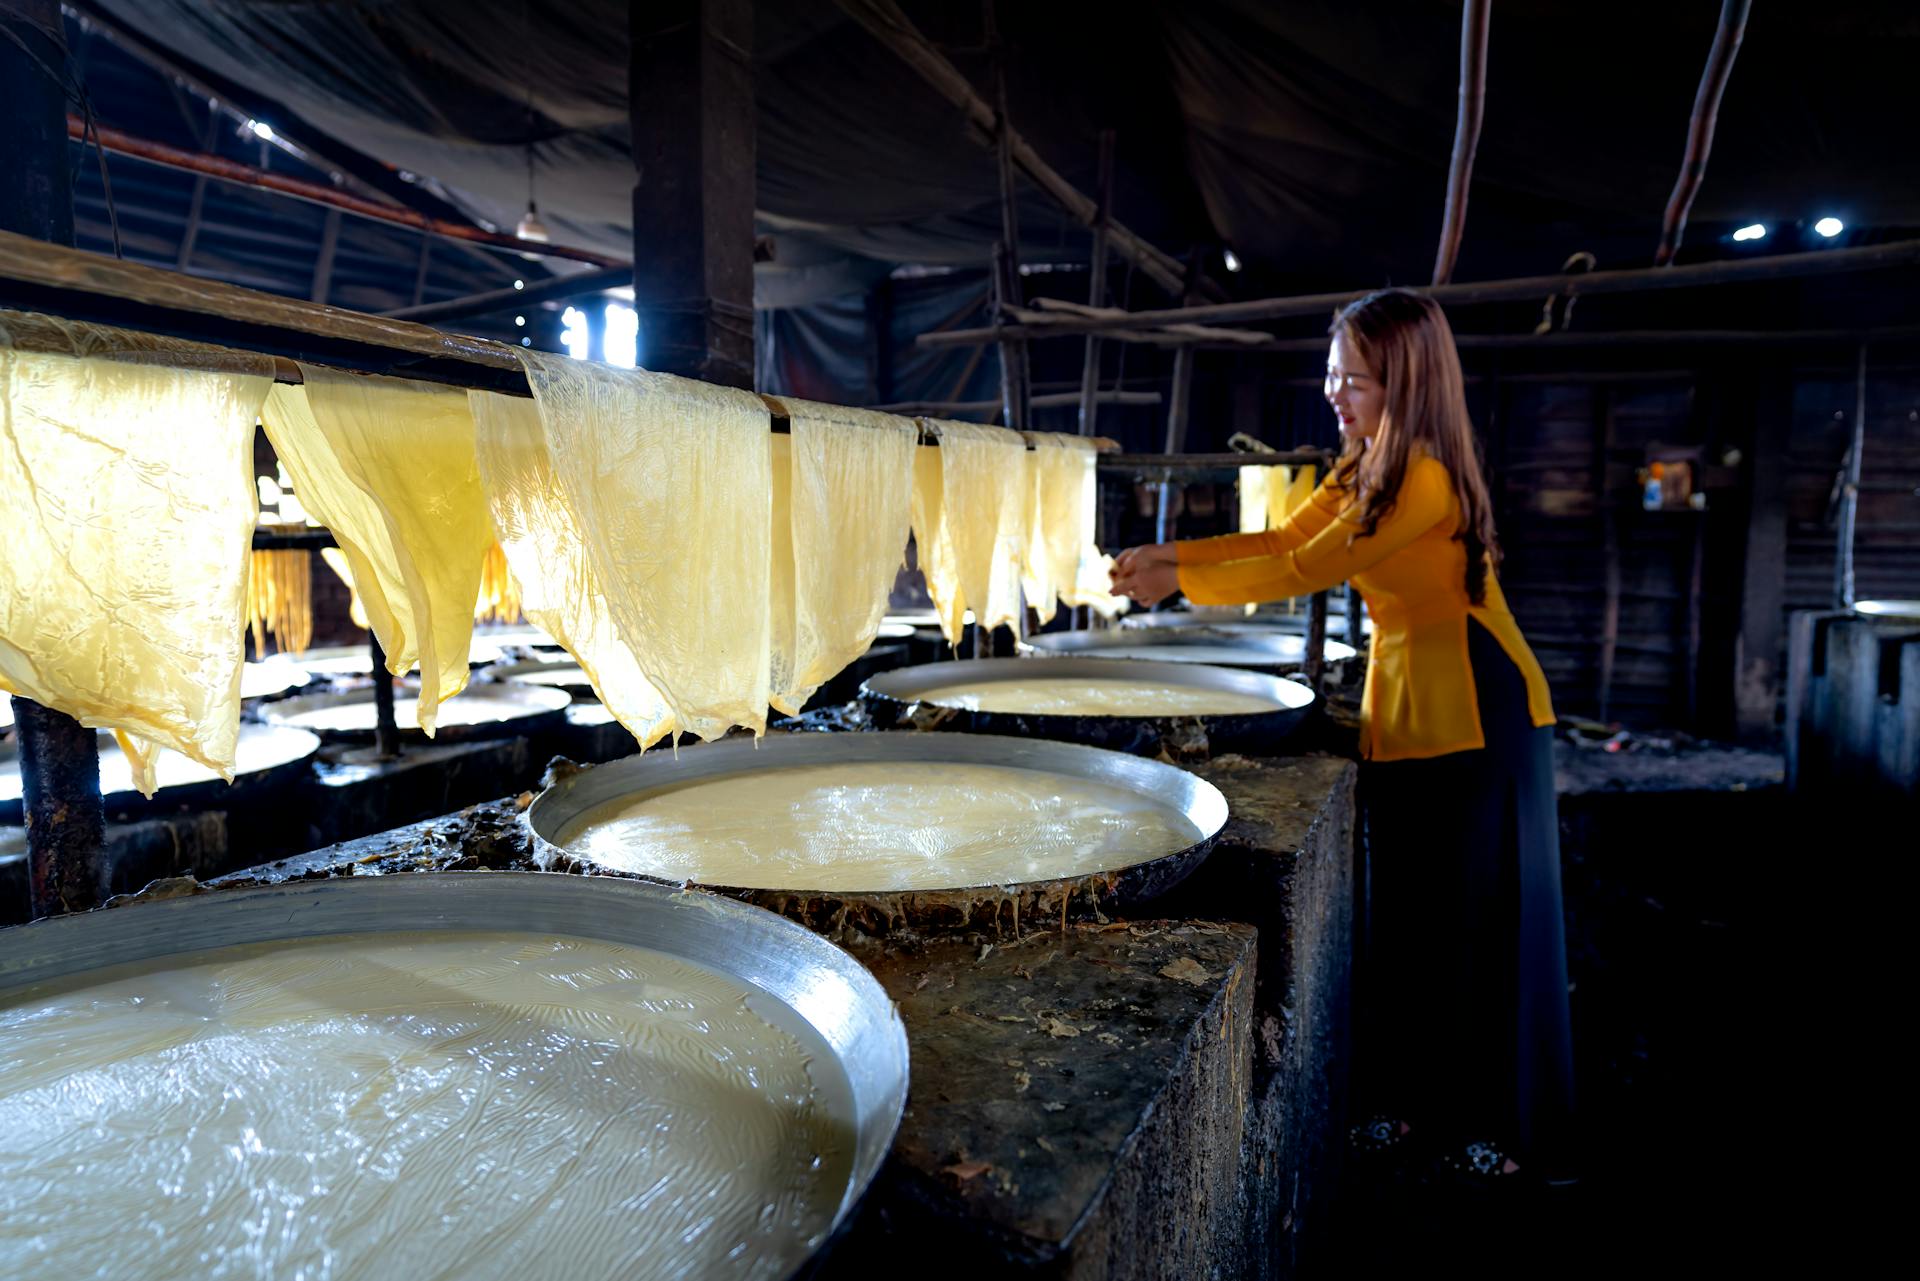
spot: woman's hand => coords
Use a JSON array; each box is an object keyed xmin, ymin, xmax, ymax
[
  {"xmin": 1111, "ymin": 542, "xmax": 1177, "ymax": 576},
  {"xmin": 1110, "ymin": 543, "xmax": 1181, "ymax": 608}
]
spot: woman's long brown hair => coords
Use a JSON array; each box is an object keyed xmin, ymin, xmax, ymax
[{"xmin": 1329, "ymin": 289, "xmax": 1501, "ymax": 604}]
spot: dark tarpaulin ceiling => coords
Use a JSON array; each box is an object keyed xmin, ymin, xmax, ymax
[{"xmin": 83, "ymin": 0, "xmax": 1920, "ymax": 310}]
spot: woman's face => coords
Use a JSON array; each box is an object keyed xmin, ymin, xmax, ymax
[{"xmin": 1325, "ymin": 331, "xmax": 1384, "ymax": 442}]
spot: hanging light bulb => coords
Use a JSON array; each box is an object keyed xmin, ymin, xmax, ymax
[
  {"xmin": 515, "ymin": 136, "xmax": 549, "ymax": 249},
  {"xmin": 515, "ymin": 203, "xmax": 550, "ymax": 244}
]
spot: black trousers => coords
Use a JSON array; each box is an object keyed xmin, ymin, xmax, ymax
[{"xmin": 1356, "ymin": 618, "xmax": 1575, "ymax": 1166}]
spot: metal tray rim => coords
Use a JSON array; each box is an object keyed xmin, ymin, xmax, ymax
[
  {"xmin": 525, "ymin": 731, "xmax": 1229, "ymax": 900},
  {"xmin": 0, "ymin": 871, "xmax": 909, "ymax": 1253}
]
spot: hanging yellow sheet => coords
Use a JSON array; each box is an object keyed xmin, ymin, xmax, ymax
[
  {"xmin": 1034, "ymin": 435, "xmax": 1128, "ymax": 619},
  {"xmin": 516, "ymin": 353, "xmax": 772, "ymax": 742},
  {"xmin": 262, "ymin": 367, "xmax": 492, "ymax": 735},
  {"xmin": 911, "ymin": 419, "xmax": 1027, "ymax": 643},
  {"xmin": 317, "ymin": 547, "xmax": 370, "ymax": 630},
  {"xmin": 0, "ymin": 312, "xmax": 272, "ymax": 794},
  {"xmin": 474, "ymin": 541, "xmax": 522, "ymax": 625},
  {"xmin": 245, "ymin": 541, "xmax": 313, "ymax": 656},
  {"xmin": 763, "ymin": 397, "xmax": 916, "ymax": 715},
  {"xmin": 1238, "ymin": 463, "xmax": 1279, "ymax": 533},
  {"xmin": 1024, "ymin": 432, "xmax": 1111, "ymax": 623},
  {"xmin": 469, "ymin": 391, "xmax": 671, "ymax": 748}
]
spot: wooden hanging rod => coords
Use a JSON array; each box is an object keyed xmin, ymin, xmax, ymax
[{"xmin": 0, "ymin": 234, "xmax": 1118, "ymax": 452}]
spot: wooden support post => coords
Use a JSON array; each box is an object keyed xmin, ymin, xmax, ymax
[
  {"xmin": 175, "ymin": 110, "xmax": 219, "ymax": 271},
  {"xmin": 1305, "ymin": 590, "xmax": 1329, "ymax": 693},
  {"xmin": 1155, "ymin": 344, "xmax": 1196, "ymax": 545},
  {"xmin": 2, "ymin": 0, "xmax": 107, "ymax": 917},
  {"xmin": 1654, "ymin": 0, "xmax": 1752, "ymax": 267},
  {"xmin": 1077, "ymin": 130, "xmax": 1116, "ymax": 437},
  {"xmin": 309, "ymin": 207, "xmax": 341, "ymax": 305},
  {"xmin": 409, "ymin": 234, "xmax": 433, "ymax": 308},
  {"xmin": 986, "ymin": 2, "xmax": 1030, "ymax": 430},
  {"xmin": 629, "ymin": 0, "xmax": 756, "ymax": 388},
  {"xmin": 1836, "ymin": 345, "xmax": 1869, "ymax": 608},
  {"xmin": 1432, "ymin": 0, "xmax": 1492, "ymax": 286},
  {"xmin": 1733, "ymin": 365, "xmax": 1792, "ymax": 739},
  {"xmin": 368, "ymin": 632, "xmax": 401, "ymax": 760},
  {"xmin": 1597, "ymin": 390, "xmax": 1621, "ymax": 723}
]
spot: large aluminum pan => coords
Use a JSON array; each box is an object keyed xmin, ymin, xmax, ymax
[
  {"xmin": 0, "ymin": 722, "xmax": 321, "ymax": 823},
  {"xmin": 861, "ymin": 656, "xmax": 1316, "ymax": 756},
  {"xmin": 492, "ymin": 658, "xmax": 598, "ymax": 702},
  {"xmin": 261, "ymin": 682, "xmax": 572, "ymax": 745},
  {"xmin": 526, "ymin": 731, "xmax": 1229, "ymax": 936},
  {"xmin": 1121, "ymin": 605, "xmax": 1373, "ymax": 638},
  {"xmin": 0, "ymin": 872, "xmax": 908, "ymax": 1276},
  {"xmin": 1021, "ymin": 625, "xmax": 1358, "ymax": 672}
]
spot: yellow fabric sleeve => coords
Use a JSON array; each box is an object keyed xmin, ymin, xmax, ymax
[
  {"xmin": 1178, "ymin": 473, "xmax": 1347, "ymax": 569},
  {"xmin": 1178, "ymin": 459, "xmax": 1451, "ymax": 605}
]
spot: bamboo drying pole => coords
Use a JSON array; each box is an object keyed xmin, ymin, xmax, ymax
[
  {"xmin": 1653, "ymin": 0, "xmax": 1752, "ymax": 267},
  {"xmin": 1431, "ymin": 0, "xmax": 1492, "ymax": 286},
  {"xmin": 918, "ymin": 237, "xmax": 1920, "ymax": 342}
]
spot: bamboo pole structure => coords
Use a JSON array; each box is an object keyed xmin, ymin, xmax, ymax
[
  {"xmin": 832, "ymin": 0, "xmax": 1198, "ymax": 298},
  {"xmin": 1432, "ymin": 0, "xmax": 1492, "ymax": 285},
  {"xmin": 67, "ymin": 115, "xmax": 628, "ymax": 270},
  {"xmin": 915, "ymin": 237, "xmax": 1920, "ymax": 340},
  {"xmin": 1654, "ymin": 0, "xmax": 1753, "ymax": 267},
  {"xmin": 1078, "ymin": 130, "xmax": 1116, "ymax": 437}
]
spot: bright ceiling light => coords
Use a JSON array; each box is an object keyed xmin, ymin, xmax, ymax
[
  {"xmin": 1223, "ymin": 247, "xmax": 1242, "ymax": 273},
  {"xmin": 246, "ymin": 119, "xmax": 274, "ymax": 141},
  {"xmin": 512, "ymin": 279, "xmax": 525, "ymax": 291},
  {"xmin": 1814, "ymin": 217, "xmax": 1844, "ymax": 238},
  {"xmin": 1731, "ymin": 223, "xmax": 1767, "ymax": 242},
  {"xmin": 514, "ymin": 314, "xmax": 526, "ymax": 327},
  {"xmin": 515, "ymin": 207, "xmax": 550, "ymax": 243}
]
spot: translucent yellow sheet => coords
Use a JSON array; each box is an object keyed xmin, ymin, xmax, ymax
[
  {"xmin": 0, "ymin": 313, "xmax": 272, "ymax": 794},
  {"xmin": 1238, "ymin": 463, "xmax": 1277, "ymax": 533},
  {"xmin": 1235, "ymin": 462, "xmax": 1318, "ymax": 612},
  {"xmin": 262, "ymin": 368, "xmax": 492, "ymax": 735},
  {"xmin": 516, "ymin": 353, "xmax": 771, "ymax": 742},
  {"xmin": 470, "ymin": 390, "xmax": 670, "ymax": 748},
  {"xmin": 764, "ymin": 397, "xmax": 916, "ymax": 715},
  {"xmin": 911, "ymin": 419, "xmax": 1027, "ymax": 643},
  {"xmin": 1037, "ymin": 435, "xmax": 1127, "ymax": 619},
  {"xmin": 1024, "ymin": 432, "xmax": 1103, "ymax": 622}
]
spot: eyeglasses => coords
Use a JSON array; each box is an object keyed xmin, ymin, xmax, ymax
[{"xmin": 1324, "ymin": 370, "xmax": 1369, "ymax": 393}]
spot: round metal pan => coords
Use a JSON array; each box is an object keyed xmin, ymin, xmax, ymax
[
  {"xmin": 0, "ymin": 872, "xmax": 908, "ymax": 1278},
  {"xmin": 297, "ymin": 636, "xmax": 525, "ymax": 681},
  {"xmin": 492, "ymin": 659, "xmax": 598, "ymax": 702},
  {"xmin": 1853, "ymin": 599, "xmax": 1920, "ymax": 623},
  {"xmin": 0, "ymin": 722, "xmax": 321, "ymax": 823},
  {"xmin": 1021, "ymin": 625, "xmax": 1357, "ymax": 672},
  {"xmin": 240, "ymin": 655, "xmax": 312, "ymax": 701},
  {"xmin": 861, "ymin": 656, "xmax": 1316, "ymax": 756},
  {"xmin": 261, "ymin": 682, "xmax": 572, "ymax": 745},
  {"xmin": 1122, "ymin": 606, "xmax": 1373, "ymax": 638},
  {"xmin": 526, "ymin": 731, "xmax": 1229, "ymax": 936}
]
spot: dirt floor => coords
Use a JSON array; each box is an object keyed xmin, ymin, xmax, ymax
[{"xmin": 1304, "ymin": 740, "xmax": 1841, "ymax": 1276}]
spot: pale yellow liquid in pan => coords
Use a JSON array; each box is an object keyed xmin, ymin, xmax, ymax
[
  {"xmin": 914, "ymin": 677, "xmax": 1282, "ymax": 716},
  {"xmin": 1075, "ymin": 642, "xmax": 1295, "ymax": 663},
  {"xmin": 561, "ymin": 761, "xmax": 1202, "ymax": 891},
  {"xmin": 0, "ymin": 931, "xmax": 850, "ymax": 1281},
  {"xmin": 280, "ymin": 694, "xmax": 540, "ymax": 732}
]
